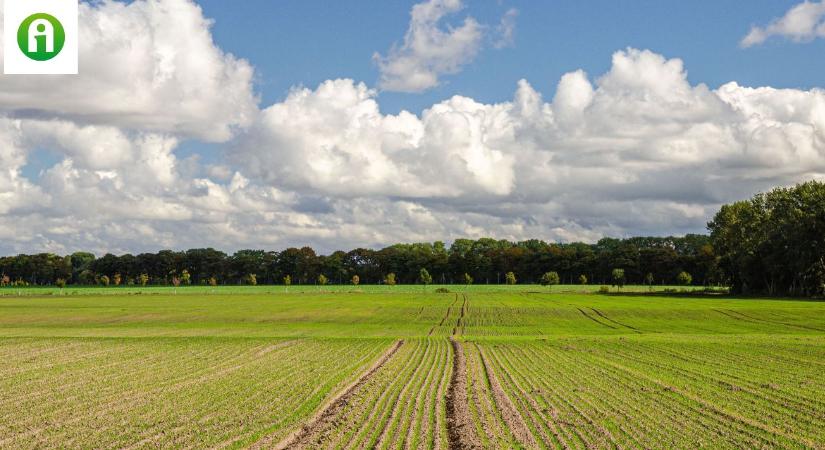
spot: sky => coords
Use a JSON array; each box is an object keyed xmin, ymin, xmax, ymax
[{"xmin": 1, "ymin": 0, "xmax": 825, "ymax": 255}]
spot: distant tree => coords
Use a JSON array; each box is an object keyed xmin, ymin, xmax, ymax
[
  {"xmin": 99, "ymin": 275, "xmax": 110, "ymax": 287},
  {"xmin": 419, "ymin": 268, "xmax": 432, "ymax": 288},
  {"xmin": 578, "ymin": 274, "xmax": 588, "ymax": 285},
  {"xmin": 505, "ymin": 272, "xmax": 517, "ymax": 285},
  {"xmin": 79, "ymin": 270, "xmax": 96, "ymax": 285},
  {"xmin": 318, "ymin": 274, "xmax": 329, "ymax": 286},
  {"xmin": 351, "ymin": 274, "xmax": 360, "ymax": 286},
  {"xmin": 385, "ymin": 273, "xmax": 397, "ymax": 286},
  {"xmin": 463, "ymin": 273, "xmax": 473, "ymax": 286},
  {"xmin": 709, "ymin": 181, "xmax": 825, "ymax": 296},
  {"xmin": 611, "ymin": 268, "xmax": 626, "ymax": 290},
  {"xmin": 540, "ymin": 271, "xmax": 560, "ymax": 289},
  {"xmin": 138, "ymin": 273, "xmax": 150, "ymax": 287},
  {"xmin": 677, "ymin": 271, "xmax": 693, "ymax": 286},
  {"xmin": 180, "ymin": 269, "xmax": 191, "ymax": 285}
]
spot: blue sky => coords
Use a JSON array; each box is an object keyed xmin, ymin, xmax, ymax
[
  {"xmin": 2, "ymin": 0, "xmax": 825, "ymax": 254},
  {"xmin": 197, "ymin": 0, "xmax": 825, "ymax": 114}
]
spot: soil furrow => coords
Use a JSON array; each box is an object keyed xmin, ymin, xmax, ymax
[
  {"xmin": 261, "ymin": 339, "xmax": 404, "ymax": 450},
  {"xmin": 476, "ymin": 344, "xmax": 540, "ymax": 448},
  {"xmin": 430, "ymin": 295, "xmax": 459, "ymax": 336},
  {"xmin": 375, "ymin": 340, "xmax": 433, "ymax": 448},
  {"xmin": 446, "ymin": 338, "xmax": 482, "ymax": 449}
]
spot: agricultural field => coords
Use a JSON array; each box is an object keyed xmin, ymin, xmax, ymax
[{"xmin": 0, "ymin": 288, "xmax": 823, "ymax": 449}]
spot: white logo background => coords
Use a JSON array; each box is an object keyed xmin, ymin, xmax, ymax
[{"xmin": 3, "ymin": 0, "xmax": 78, "ymax": 74}]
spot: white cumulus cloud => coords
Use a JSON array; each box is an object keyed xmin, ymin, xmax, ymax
[
  {"xmin": 0, "ymin": 0, "xmax": 257, "ymax": 142},
  {"xmin": 742, "ymin": 0, "xmax": 825, "ymax": 47},
  {"xmin": 373, "ymin": 0, "xmax": 484, "ymax": 93},
  {"xmin": 1, "ymin": 0, "xmax": 824, "ymax": 255}
]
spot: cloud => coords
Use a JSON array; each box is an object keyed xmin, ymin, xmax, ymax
[
  {"xmin": 741, "ymin": 0, "xmax": 825, "ymax": 47},
  {"xmin": 2, "ymin": 1, "xmax": 825, "ymax": 259},
  {"xmin": 222, "ymin": 48, "xmax": 825, "ymax": 251},
  {"xmin": 235, "ymin": 78, "xmax": 515, "ymax": 198},
  {"xmin": 373, "ymin": 0, "xmax": 484, "ymax": 93},
  {"xmin": 494, "ymin": 8, "xmax": 518, "ymax": 49},
  {"xmin": 0, "ymin": 0, "xmax": 257, "ymax": 141}
]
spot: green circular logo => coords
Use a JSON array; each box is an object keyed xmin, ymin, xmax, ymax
[{"xmin": 17, "ymin": 13, "xmax": 65, "ymax": 61}]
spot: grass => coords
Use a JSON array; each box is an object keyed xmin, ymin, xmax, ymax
[{"xmin": 0, "ymin": 287, "xmax": 822, "ymax": 448}]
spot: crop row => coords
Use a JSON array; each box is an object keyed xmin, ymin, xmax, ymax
[
  {"xmin": 461, "ymin": 338, "xmax": 825, "ymax": 449},
  {"xmin": 286, "ymin": 338, "xmax": 452, "ymax": 449},
  {"xmin": 0, "ymin": 337, "xmax": 389, "ymax": 449}
]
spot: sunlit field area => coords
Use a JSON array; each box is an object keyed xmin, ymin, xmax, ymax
[{"xmin": 0, "ymin": 288, "xmax": 822, "ymax": 449}]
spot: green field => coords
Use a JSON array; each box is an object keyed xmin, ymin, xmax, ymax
[{"xmin": 0, "ymin": 288, "xmax": 822, "ymax": 449}]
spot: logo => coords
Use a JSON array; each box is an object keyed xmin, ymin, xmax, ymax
[
  {"xmin": 4, "ymin": 0, "xmax": 78, "ymax": 75},
  {"xmin": 17, "ymin": 13, "xmax": 66, "ymax": 61}
]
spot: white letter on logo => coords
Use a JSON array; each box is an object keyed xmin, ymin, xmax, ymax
[{"xmin": 28, "ymin": 18, "xmax": 54, "ymax": 53}]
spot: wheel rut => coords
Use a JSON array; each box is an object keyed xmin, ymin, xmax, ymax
[
  {"xmin": 261, "ymin": 340, "xmax": 404, "ymax": 450},
  {"xmin": 575, "ymin": 306, "xmax": 618, "ymax": 329},
  {"xmin": 430, "ymin": 294, "xmax": 459, "ymax": 336},
  {"xmin": 445, "ymin": 294, "xmax": 482, "ymax": 449},
  {"xmin": 589, "ymin": 308, "xmax": 642, "ymax": 333},
  {"xmin": 446, "ymin": 337, "xmax": 481, "ymax": 449}
]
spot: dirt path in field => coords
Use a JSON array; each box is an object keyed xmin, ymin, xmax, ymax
[
  {"xmin": 257, "ymin": 340, "xmax": 404, "ymax": 450},
  {"xmin": 445, "ymin": 294, "xmax": 482, "ymax": 450},
  {"xmin": 446, "ymin": 338, "xmax": 482, "ymax": 449}
]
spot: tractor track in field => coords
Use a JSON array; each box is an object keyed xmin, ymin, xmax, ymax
[
  {"xmin": 446, "ymin": 338, "xmax": 481, "ymax": 449},
  {"xmin": 446, "ymin": 294, "xmax": 481, "ymax": 449},
  {"xmin": 724, "ymin": 309, "xmax": 825, "ymax": 332},
  {"xmin": 430, "ymin": 294, "xmax": 460, "ymax": 336},
  {"xmin": 589, "ymin": 308, "xmax": 643, "ymax": 333},
  {"xmin": 713, "ymin": 308, "xmax": 825, "ymax": 332},
  {"xmin": 452, "ymin": 294, "xmax": 468, "ymax": 336},
  {"xmin": 574, "ymin": 306, "xmax": 618, "ymax": 329},
  {"xmin": 263, "ymin": 339, "xmax": 404, "ymax": 450}
]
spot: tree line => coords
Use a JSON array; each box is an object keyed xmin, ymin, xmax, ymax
[
  {"xmin": 0, "ymin": 235, "xmax": 718, "ymax": 288},
  {"xmin": 709, "ymin": 180, "xmax": 825, "ymax": 297},
  {"xmin": 4, "ymin": 181, "xmax": 822, "ymax": 295}
]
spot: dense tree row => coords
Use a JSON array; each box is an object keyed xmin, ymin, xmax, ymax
[
  {"xmin": 709, "ymin": 181, "xmax": 825, "ymax": 296},
  {"xmin": 0, "ymin": 235, "xmax": 719, "ymax": 287}
]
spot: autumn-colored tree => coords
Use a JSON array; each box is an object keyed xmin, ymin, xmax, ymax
[
  {"xmin": 384, "ymin": 273, "xmax": 397, "ymax": 286},
  {"xmin": 505, "ymin": 272, "xmax": 517, "ymax": 285}
]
